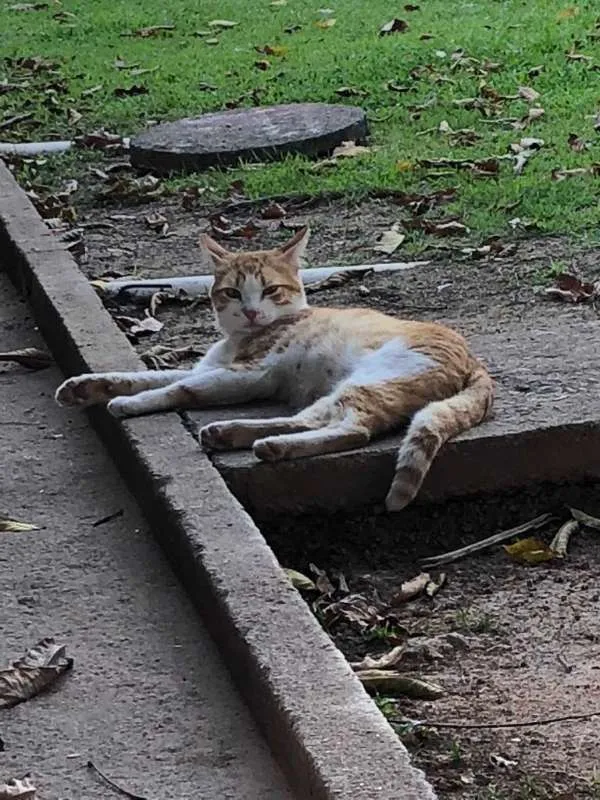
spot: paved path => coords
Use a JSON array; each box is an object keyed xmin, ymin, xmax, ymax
[{"xmin": 0, "ymin": 269, "xmax": 293, "ymax": 799}]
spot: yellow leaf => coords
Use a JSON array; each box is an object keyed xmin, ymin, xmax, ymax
[
  {"xmin": 0, "ymin": 519, "xmax": 40, "ymax": 532},
  {"xmin": 395, "ymin": 160, "xmax": 413, "ymax": 172},
  {"xmin": 315, "ymin": 18, "xmax": 336, "ymax": 29},
  {"xmin": 557, "ymin": 6, "xmax": 578, "ymax": 20},
  {"xmin": 284, "ymin": 568, "xmax": 316, "ymax": 592},
  {"xmin": 503, "ymin": 537, "xmax": 555, "ymax": 564}
]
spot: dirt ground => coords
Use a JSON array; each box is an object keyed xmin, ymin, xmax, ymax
[{"xmin": 68, "ymin": 192, "xmax": 600, "ymax": 799}]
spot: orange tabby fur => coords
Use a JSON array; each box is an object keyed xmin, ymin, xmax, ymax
[{"xmin": 55, "ymin": 226, "xmax": 493, "ymax": 511}]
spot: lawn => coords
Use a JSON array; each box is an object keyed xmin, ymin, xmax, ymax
[{"xmin": 3, "ymin": 0, "xmax": 600, "ymax": 239}]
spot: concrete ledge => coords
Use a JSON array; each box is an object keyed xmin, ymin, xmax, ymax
[
  {"xmin": 0, "ymin": 161, "xmax": 436, "ymax": 799},
  {"xmin": 186, "ymin": 321, "xmax": 600, "ymax": 515}
]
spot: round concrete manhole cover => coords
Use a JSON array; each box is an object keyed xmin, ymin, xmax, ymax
[{"xmin": 130, "ymin": 102, "xmax": 368, "ymax": 174}]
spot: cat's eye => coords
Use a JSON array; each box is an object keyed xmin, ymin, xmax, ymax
[
  {"xmin": 222, "ymin": 287, "xmax": 241, "ymax": 300},
  {"xmin": 262, "ymin": 286, "xmax": 280, "ymax": 297}
]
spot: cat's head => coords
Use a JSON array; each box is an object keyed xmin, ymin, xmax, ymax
[{"xmin": 200, "ymin": 226, "xmax": 309, "ymax": 336}]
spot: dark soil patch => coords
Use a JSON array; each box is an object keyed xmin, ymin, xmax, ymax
[{"xmin": 74, "ymin": 193, "xmax": 600, "ymax": 367}]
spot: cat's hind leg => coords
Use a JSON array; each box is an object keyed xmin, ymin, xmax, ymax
[{"xmin": 56, "ymin": 369, "xmax": 193, "ymax": 408}]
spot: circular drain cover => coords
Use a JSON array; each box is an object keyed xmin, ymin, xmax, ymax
[{"xmin": 130, "ymin": 102, "xmax": 368, "ymax": 174}]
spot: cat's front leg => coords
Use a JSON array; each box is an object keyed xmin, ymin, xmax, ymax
[
  {"xmin": 56, "ymin": 369, "xmax": 194, "ymax": 408},
  {"xmin": 107, "ymin": 367, "xmax": 277, "ymax": 418}
]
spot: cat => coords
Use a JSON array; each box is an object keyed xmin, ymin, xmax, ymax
[{"xmin": 55, "ymin": 226, "xmax": 493, "ymax": 511}]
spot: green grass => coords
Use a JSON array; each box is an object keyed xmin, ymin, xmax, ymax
[{"xmin": 3, "ymin": 0, "xmax": 600, "ymax": 238}]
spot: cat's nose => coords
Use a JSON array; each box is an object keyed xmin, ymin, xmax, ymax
[{"xmin": 242, "ymin": 308, "xmax": 259, "ymax": 322}]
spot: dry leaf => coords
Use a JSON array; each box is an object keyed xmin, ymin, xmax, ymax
[
  {"xmin": 490, "ymin": 754, "xmax": 518, "ymax": 769},
  {"xmin": 0, "ymin": 519, "xmax": 40, "ymax": 532},
  {"xmin": 0, "ymin": 348, "xmax": 53, "ymax": 370},
  {"xmin": 544, "ymin": 272, "xmax": 597, "ymax": 302},
  {"xmin": 557, "ymin": 6, "xmax": 579, "ymax": 20},
  {"xmin": 404, "ymin": 218, "xmax": 470, "ymax": 237},
  {"xmin": 254, "ymin": 59, "xmax": 271, "ymax": 70},
  {"xmin": 75, "ymin": 128, "xmax": 125, "ymax": 150},
  {"xmin": 528, "ymin": 64, "xmax": 545, "ymax": 78},
  {"xmin": 350, "ymin": 646, "xmax": 405, "ymax": 671},
  {"xmin": 503, "ymin": 537, "xmax": 555, "ymax": 564},
  {"xmin": 0, "ymin": 637, "xmax": 73, "ymax": 709},
  {"xmin": 315, "ymin": 18, "xmax": 336, "ymax": 28},
  {"xmin": 321, "ymin": 593, "xmax": 381, "ymax": 630},
  {"xmin": 373, "ymin": 223, "xmax": 405, "ymax": 255},
  {"xmin": 8, "ymin": 2, "xmax": 48, "ymax": 9},
  {"xmin": 261, "ymin": 202, "xmax": 286, "ymax": 219},
  {"xmin": 0, "ymin": 778, "xmax": 37, "ymax": 799},
  {"xmin": 566, "ymin": 48, "xmax": 591, "ymax": 62},
  {"xmin": 518, "ymin": 85, "xmax": 540, "ymax": 102},
  {"xmin": 100, "ymin": 174, "xmax": 163, "ymax": 200},
  {"xmin": 332, "ymin": 140, "xmax": 371, "ymax": 158},
  {"xmin": 114, "ymin": 84, "xmax": 149, "ymax": 97},
  {"xmin": 256, "ymin": 44, "xmax": 287, "ymax": 57},
  {"xmin": 140, "ymin": 344, "xmax": 205, "ymax": 369},
  {"xmin": 550, "ymin": 520, "xmax": 579, "ymax": 558},
  {"xmin": 391, "ymin": 572, "xmax": 431, "ymax": 604},
  {"xmin": 114, "ymin": 315, "xmax": 163, "ymax": 337},
  {"xmin": 425, "ymin": 573, "xmax": 446, "ymax": 597},
  {"xmin": 512, "ymin": 106, "xmax": 545, "ymax": 130},
  {"xmin": 568, "ymin": 132, "xmax": 588, "ymax": 152},
  {"xmin": 208, "ymin": 19, "xmax": 238, "ymax": 28},
  {"xmin": 511, "ymin": 137, "xmax": 544, "ymax": 175},
  {"xmin": 125, "ymin": 24, "xmax": 175, "ymax": 37},
  {"xmin": 569, "ymin": 507, "xmax": 600, "ymax": 530},
  {"xmin": 335, "ymin": 86, "xmax": 368, "ymax": 98},
  {"xmin": 309, "ymin": 563, "xmax": 335, "ymax": 596},
  {"xmin": 379, "ymin": 18, "xmax": 408, "ymax": 35},
  {"xmin": 356, "ymin": 669, "xmax": 444, "ymax": 699},
  {"xmin": 404, "ymin": 3, "xmax": 420, "ymax": 10},
  {"xmin": 284, "ymin": 568, "xmax": 317, "ymax": 592},
  {"xmin": 144, "ymin": 211, "xmax": 169, "ymax": 234}
]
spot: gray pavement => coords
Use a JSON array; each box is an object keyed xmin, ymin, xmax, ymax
[{"xmin": 0, "ymin": 269, "xmax": 293, "ymax": 799}]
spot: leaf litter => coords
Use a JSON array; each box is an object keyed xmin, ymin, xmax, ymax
[
  {"xmin": 0, "ymin": 348, "xmax": 53, "ymax": 370},
  {"xmin": 544, "ymin": 272, "xmax": 599, "ymax": 302},
  {"xmin": 0, "ymin": 778, "xmax": 37, "ymax": 799},
  {"xmin": 0, "ymin": 637, "xmax": 72, "ymax": 709},
  {"xmin": 0, "ymin": 519, "xmax": 40, "ymax": 532}
]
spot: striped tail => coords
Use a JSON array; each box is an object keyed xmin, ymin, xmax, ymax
[{"xmin": 385, "ymin": 362, "xmax": 494, "ymax": 512}]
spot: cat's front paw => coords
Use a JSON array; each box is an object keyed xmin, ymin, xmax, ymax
[
  {"xmin": 253, "ymin": 436, "xmax": 286, "ymax": 462},
  {"xmin": 106, "ymin": 396, "xmax": 140, "ymax": 418},
  {"xmin": 55, "ymin": 375, "xmax": 115, "ymax": 408},
  {"xmin": 200, "ymin": 421, "xmax": 254, "ymax": 451}
]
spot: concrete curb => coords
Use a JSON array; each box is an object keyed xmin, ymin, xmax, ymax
[{"xmin": 0, "ymin": 161, "xmax": 436, "ymax": 798}]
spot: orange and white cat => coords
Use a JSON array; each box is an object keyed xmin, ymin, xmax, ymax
[{"xmin": 55, "ymin": 227, "xmax": 493, "ymax": 511}]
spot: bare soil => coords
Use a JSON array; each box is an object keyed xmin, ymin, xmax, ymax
[{"xmin": 73, "ymin": 193, "xmax": 600, "ymax": 799}]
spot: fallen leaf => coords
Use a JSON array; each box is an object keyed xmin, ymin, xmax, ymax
[
  {"xmin": 350, "ymin": 646, "xmax": 406, "ymax": 671},
  {"xmin": 390, "ymin": 572, "xmax": 431, "ymax": 604},
  {"xmin": 510, "ymin": 137, "xmax": 544, "ymax": 175},
  {"xmin": 490, "ymin": 754, "xmax": 518, "ymax": 769},
  {"xmin": 332, "ymin": 140, "xmax": 371, "ymax": 158},
  {"xmin": 550, "ymin": 519, "xmax": 579, "ymax": 558},
  {"xmin": 568, "ymin": 132, "xmax": 588, "ymax": 152},
  {"xmin": 0, "ymin": 637, "xmax": 72, "ymax": 709},
  {"xmin": 74, "ymin": 128, "xmax": 126, "ymax": 150},
  {"xmin": 208, "ymin": 19, "xmax": 238, "ymax": 28},
  {"xmin": 114, "ymin": 84, "xmax": 149, "ymax": 97},
  {"xmin": 386, "ymin": 80, "xmax": 410, "ymax": 92},
  {"xmin": 81, "ymin": 84, "xmax": 103, "ymax": 97},
  {"xmin": 512, "ymin": 106, "xmax": 545, "ymax": 130},
  {"xmin": 198, "ymin": 81, "xmax": 217, "ymax": 91},
  {"xmin": 67, "ymin": 107, "xmax": 82, "ymax": 125},
  {"xmin": 528, "ymin": 64, "xmax": 545, "ymax": 78},
  {"xmin": 261, "ymin": 201, "xmax": 286, "ymax": 219},
  {"xmin": 373, "ymin": 223, "xmax": 405, "ymax": 255},
  {"xmin": 8, "ymin": 2, "xmax": 47, "ymax": 10},
  {"xmin": 425, "ymin": 573, "xmax": 446, "ymax": 597},
  {"xmin": 180, "ymin": 185, "xmax": 206, "ymax": 210},
  {"xmin": 0, "ymin": 348, "xmax": 54, "ymax": 370},
  {"xmin": 320, "ymin": 593, "xmax": 381, "ymax": 630},
  {"xmin": 209, "ymin": 214, "xmax": 259, "ymax": 239},
  {"xmin": 144, "ymin": 211, "xmax": 169, "ymax": 234},
  {"xmin": 404, "ymin": 3, "xmax": 420, "ymax": 9},
  {"xmin": 0, "ymin": 519, "xmax": 40, "ymax": 532},
  {"xmin": 518, "ymin": 85, "xmax": 540, "ymax": 102},
  {"xmin": 566, "ymin": 48, "xmax": 592, "ymax": 62},
  {"xmin": 356, "ymin": 669, "xmax": 444, "ymax": 699},
  {"xmin": 115, "ymin": 314, "xmax": 163, "ymax": 337},
  {"xmin": 0, "ymin": 778, "xmax": 37, "ymax": 799},
  {"xmin": 309, "ymin": 563, "xmax": 335, "ymax": 596},
  {"xmin": 254, "ymin": 59, "xmax": 271, "ymax": 70},
  {"xmin": 544, "ymin": 272, "xmax": 597, "ymax": 302},
  {"xmin": 315, "ymin": 17, "xmax": 336, "ymax": 28},
  {"xmin": 255, "ymin": 44, "xmax": 288, "ymax": 57},
  {"xmin": 404, "ymin": 218, "xmax": 470, "ymax": 237},
  {"xmin": 100, "ymin": 174, "xmax": 163, "ymax": 200},
  {"xmin": 124, "ymin": 24, "xmax": 175, "ymax": 37},
  {"xmin": 570, "ymin": 507, "xmax": 600, "ymax": 530},
  {"xmin": 284, "ymin": 568, "xmax": 317, "ymax": 592},
  {"xmin": 557, "ymin": 6, "xmax": 579, "ymax": 20},
  {"xmin": 503, "ymin": 537, "xmax": 555, "ymax": 564},
  {"xmin": 551, "ymin": 166, "xmax": 594, "ymax": 181},
  {"xmin": 140, "ymin": 344, "xmax": 205, "ymax": 369},
  {"xmin": 379, "ymin": 18, "xmax": 408, "ymax": 35},
  {"xmin": 335, "ymin": 86, "xmax": 368, "ymax": 97}
]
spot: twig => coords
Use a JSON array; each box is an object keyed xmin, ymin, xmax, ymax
[
  {"xmin": 92, "ymin": 509, "xmax": 124, "ymax": 527},
  {"xmin": 0, "ymin": 112, "xmax": 34, "ymax": 131},
  {"xmin": 423, "ymin": 709, "xmax": 600, "ymax": 730},
  {"xmin": 86, "ymin": 760, "xmax": 148, "ymax": 800},
  {"xmin": 0, "ymin": 139, "xmax": 72, "ymax": 156},
  {"xmin": 420, "ymin": 513, "xmax": 554, "ymax": 568}
]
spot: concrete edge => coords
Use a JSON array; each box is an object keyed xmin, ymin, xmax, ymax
[{"xmin": 0, "ymin": 160, "xmax": 437, "ymax": 799}]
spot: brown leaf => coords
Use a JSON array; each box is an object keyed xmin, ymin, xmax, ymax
[
  {"xmin": 144, "ymin": 211, "xmax": 169, "ymax": 235},
  {"xmin": 309, "ymin": 563, "xmax": 335, "ymax": 596},
  {"xmin": 518, "ymin": 85, "xmax": 540, "ymax": 102},
  {"xmin": 390, "ymin": 572, "xmax": 431, "ymax": 604},
  {"xmin": 503, "ymin": 537, "xmax": 555, "ymax": 564},
  {"xmin": 321, "ymin": 593, "xmax": 382, "ymax": 630},
  {"xmin": 544, "ymin": 272, "xmax": 597, "ymax": 302},
  {"xmin": 356, "ymin": 669, "xmax": 444, "ymax": 699},
  {"xmin": 123, "ymin": 24, "xmax": 175, "ymax": 37},
  {"xmin": 404, "ymin": 218, "xmax": 469, "ymax": 237},
  {"xmin": 0, "ymin": 637, "xmax": 73, "ymax": 709},
  {"xmin": 114, "ymin": 84, "xmax": 149, "ymax": 97},
  {"xmin": 261, "ymin": 202, "xmax": 286, "ymax": 219},
  {"xmin": 512, "ymin": 106, "xmax": 545, "ymax": 130},
  {"xmin": 209, "ymin": 214, "xmax": 259, "ymax": 239},
  {"xmin": 180, "ymin": 185, "xmax": 206, "ymax": 210},
  {"xmin": 379, "ymin": 18, "xmax": 408, "ymax": 35},
  {"xmin": 74, "ymin": 128, "xmax": 125, "ymax": 150},
  {"xmin": 255, "ymin": 44, "xmax": 288, "ymax": 57},
  {"xmin": 373, "ymin": 223, "xmax": 405, "ymax": 255},
  {"xmin": 568, "ymin": 132, "xmax": 588, "ymax": 152},
  {"xmin": 0, "ymin": 347, "xmax": 54, "ymax": 370},
  {"xmin": 0, "ymin": 778, "xmax": 37, "ymax": 799},
  {"xmin": 350, "ymin": 645, "xmax": 406, "ymax": 671},
  {"xmin": 100, "ymin": 174, "xmax": 163, "ymax": 200}
]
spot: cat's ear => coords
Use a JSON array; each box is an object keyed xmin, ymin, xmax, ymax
[
  {"xmin": 199, "ymin": 233, "xmax": 230, "ymax": 271},
  {"xmin": 278, "ymin": 225, "xmax": 310, "ymax": 269}
]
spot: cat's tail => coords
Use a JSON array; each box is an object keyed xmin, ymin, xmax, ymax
[{"xmin": 385, "ymin": 361, "xmax": 494, "ymax": 512}]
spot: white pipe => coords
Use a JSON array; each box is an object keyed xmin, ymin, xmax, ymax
[
  {"xmin": 98, "ymin": 261, "xmax": 430, "ymax": 299},
  {"xmin": 0, "ymin": 140, "xmax": 73, "ymax": 156}
]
